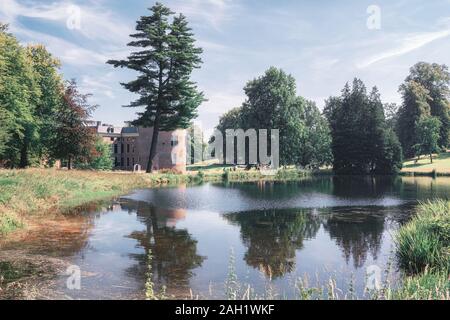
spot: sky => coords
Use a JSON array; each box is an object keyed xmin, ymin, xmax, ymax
[{"xmin": 1, "ymin": 0, "xmax": 450, "ymax": 134}]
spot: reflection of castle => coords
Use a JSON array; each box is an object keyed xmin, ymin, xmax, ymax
[
  {"xmin": 119, "ymin": 200, "xmax": 204, "ymax": 294},
  {"xmin": 88, "ymin": 121, "xmax": 186, "ymax": 172}
]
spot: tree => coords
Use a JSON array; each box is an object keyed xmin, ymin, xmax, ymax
[
  {"xmin": 220, "ymin": 67, "xmax": 332, "ymax": 168},
  {"xmin": 287, "ymin": 100, "xmax": 333, "ymax": 169},
  {"xmin": 51, "ymin": 80, "xmax": 97, "ymax": 170},
  {"xmin": 77, "ymin": 137, "xmax": 114, "ymax": 170},
  {"xmin": 0, "ymin": 110, "xmax": 10, "ymax": 160},
  {"xmin": 398, "ymin": 62, "xmax": 450, "ymax": 155},
  {"xmin": 397, "ymin": 81, "xmax": 432, "ymax": 157},
  {"xmin": 325, "ymin": 79, "xmax": 403, "ymax": 174},
  {"xmin": 108, "ymin": 3, "xmax": 204, "ymax": 172},
  {"xmin": 414, "ymin": 116, "xmax": 441, "ymax": 163},
  {"xmin": 25, "ymin": 44, "xmax": 64, "ymax": 162},
  {"xmin": 384, "ymin": 102, "xmax": 399, "ymax": 131},
  {"xmin": 0, "ymin": 24, "xmax": 40, "ymax": 168}
]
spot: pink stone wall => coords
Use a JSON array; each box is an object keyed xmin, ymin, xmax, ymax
[{"xmin": 135, "ymin": 128, "xmax": 187, "ymax": 173}]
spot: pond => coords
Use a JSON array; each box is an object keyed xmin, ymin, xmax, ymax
[{"xmin": 2, "ymin": 176, "xmax": 450, "ymax": 299}]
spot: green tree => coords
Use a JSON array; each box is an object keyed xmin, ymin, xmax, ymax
[
  {"xmin": 234, "ymin": 67, "xmax": 331, "ymax": 168},
  {"xmin": 25, "ymin": 44, "xmax": 64, "ymax": 162},
  {"xmin": 0, "ymin": 110, "xmax": 10, "ymax": 159},
  {"xmin": 108, "ymin": 3, "xmax": 204, "ymax": 172},
  {"xmin": 51, "ymin": 80, "xmax": 97, "ymax": 170},
  {"xmin": 326, "ymin": 79, "xmax": 403, "ymax": 174},
  {"xmin": 398, "ymin": 62, "xmax": 450, "ymax": 155},
  {"xmin": 0, "ymin": 24, "xmax": 40, "ymax": 168},
  {"xmin": 288, "ymin": 100, "xmax": 333, "ymax": 169},
  {"xmin": 77, "ymin": 137, "xmax": 114, "ymax": 170},
  {"xmin": 397, "ymin": 81, "xmax": 432, "ymax": 157},
  {"xmin": 414, "ymin": 116, "xmax": 442, "ymax": 163}
]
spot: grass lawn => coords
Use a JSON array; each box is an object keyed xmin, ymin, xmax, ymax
[{"xmin": 402, "ymin": 152, "xmax": 450, "ymax": 174}]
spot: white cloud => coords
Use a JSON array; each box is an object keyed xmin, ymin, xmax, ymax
[
  {"xmin": 0, "ymin": 0, "xmax": 132, "ymax": 44},
  {"xmin": 80, "ymin": 73, "xmax": 116, "ymax": 99},
  {"xmin": 170, "ymin": 0, "xmax": 237, "ymax": 31},
  {"xmin": 12, "ymin": 26, "xmax": 109, "ymax": 66},
  {"xmin": 200, "ymin": 91, "xmax": 245, "ymax": 114},
  {"xmin": 357, "ymin": 29, "xmax": 450, "ymax": 69}
]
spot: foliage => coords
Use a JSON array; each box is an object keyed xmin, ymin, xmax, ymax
[
  {"xmin": 215, "ymin": 67, "xmax": 332, "ymax": 169},
  {"xmin": 0, "ymin": 25, "xmax": 41, "ymax": 168},
  {"xmin": 0, "ymin": 26, "xmax": 98, "ymax": 169},
  {"xmin": 397, "ymin": 62, "xmax": 450, "ymax": 157},
  {"xmin": 25, "ymin": 44, "xmax": 64, "ymax": 162},
  {"xmin": 51, "ymin": 80, "xmax": 97, "ymax": 169},
  {"xmin": 108, "ymin": 2, "xmax": 204, "ymax": 172},
  {"xmin": 413, "ymin": 116, "xmax": 442, "ymax": 163},
  {"xmin": 325, "ymin": 79, "xmax": 403, "ymax": 174},
  {"xmin": 76, "ymin": 138, "xmax": 114, "ymax": 170}
]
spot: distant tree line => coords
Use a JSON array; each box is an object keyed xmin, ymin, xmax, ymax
[
  {"xmin": 216, "ymin": 62, "xmax": 450, "ymax": 175},
  {"xmin": 0, "ymin": 24, "xmax": 111, "ymax": 170}
]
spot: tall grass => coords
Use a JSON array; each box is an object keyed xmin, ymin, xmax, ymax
[
  {"xmin": 396, "ymin": 200, "xmax": 450, "ymax": 274},
  {"xmin": 0, "ymin": 169, "xmax": 192, "ymax": 235}
]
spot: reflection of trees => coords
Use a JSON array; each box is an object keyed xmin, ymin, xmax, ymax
[
  {"xmin": 219, "ymin": 178, "xmax": 335, "ymax": 200},
  {"xmin": 224, "ymin": 209, "xmax": 321, "ymax": 278},
  {"xmin": 322, "ymin": 208, "xmax": 386, "ymax": 268},
  {"xmin": 122, "ymin": 200, "xmax": 205, "ymax": 292},
  {"xmin": 330, "ymin": 176, "xmax": 401, "ymax": 199},
  {"xmin": 400, "ymin": 176, "xmax": 450, "ymax": 200}
]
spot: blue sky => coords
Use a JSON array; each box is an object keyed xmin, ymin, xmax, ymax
[{"xmin": 1, "ymin": 0, "xmax": 450, "ymax": 133}]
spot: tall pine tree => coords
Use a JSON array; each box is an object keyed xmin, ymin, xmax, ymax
[{"xmin": 108, "ymin": 3, "xmax": 204, "ymax": 172}]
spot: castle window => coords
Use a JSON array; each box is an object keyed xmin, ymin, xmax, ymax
[
  {"xmin": 114, "ymin": 144, "xmax": 118, "ymax": 154},
  {"xmin": 127, "ymin": 144, "xmax": 130, "ymax": 153}
]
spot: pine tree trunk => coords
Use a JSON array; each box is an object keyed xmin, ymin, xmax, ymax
[
  {"xmin": 146, "ymin": 118, "xmax": 160, "ymax": 173},
  {"xmin": 68, "ymin": 156, "xmax": 72, "ymax": 170},
  {"xmin": 430, "ymin": 153, "xmax": 433, "ymax": 163}
]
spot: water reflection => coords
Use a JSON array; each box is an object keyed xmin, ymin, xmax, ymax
[
  {"xmin": 322, "ymin": 208, "xmax": 386, "ymax": 268},
  {"xmin": 121, "ymin": 200, "xmax": 205, "ymax": 294},
  {"xmin": 3, "ymin": 176, "xmax": 450, "ymax": 299},
  {"xmin": 224, "ymin": 209, "xmax": 321, "ymax": 278}
]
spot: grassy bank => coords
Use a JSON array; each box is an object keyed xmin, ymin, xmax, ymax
[
  {"xmin": 0, "ymin": 167, "xmax": 308, "ymax": 235},
  {"xmin": 402, "ymin": 152, "xmax": 450, "ymax": 176},
  {"xmin": 394, "ymin": 200, "xmax": 450, "ymax": 299}
]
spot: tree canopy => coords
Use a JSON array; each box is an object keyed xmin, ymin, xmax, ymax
[
  {"xmin": 397, "ymin": 62, "xmax": 450, "ymax": 157},
  {"xmin": 325, "ymin": 79, "xmax": 403, "ymax": 174},
  {"xmin": 0, "ymin": 25, "xmax": 97, "ymax": 169},
  {"xmin": 216, "ymin": 67, "xmax": 332, "ymax": 169}
]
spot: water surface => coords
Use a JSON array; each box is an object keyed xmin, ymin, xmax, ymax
[{"xmin": 2, "ymin": 176, "xmax": 450, "ymax": 299}]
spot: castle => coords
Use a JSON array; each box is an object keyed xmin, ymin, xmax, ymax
[{"xmin": 88, "ymin": 121, "xmax": 187, "ymax": 173}]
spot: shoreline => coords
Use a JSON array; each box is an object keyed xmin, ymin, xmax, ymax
[{"xmin": 0, "ymin": 168, "xmax": 310, "ymax": 235}]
